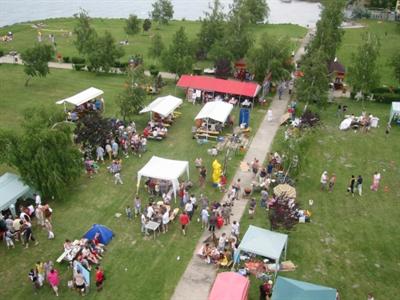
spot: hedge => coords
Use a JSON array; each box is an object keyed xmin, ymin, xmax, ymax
[
  {"xmin": 71, "ymin": 57, "xmax": 86, "ymax": 64},
  {"xmin": 73, "ymin": 64, "xmax": 85, "ymax": 71}
]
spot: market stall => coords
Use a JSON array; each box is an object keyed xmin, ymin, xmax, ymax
[
  {"xmin": 271, "ymin": 276, "xmax": 337, "ymax": 300},
  {"xmin": 56, "ymin": 87, "xmax": 104, "ymax": 120},
  {"xmin": 208, "ymin": 272, "xmax": 250, "ymax": 300},
  {"xmin": 389, "ymin": 101, "xmax": 400, "ymax": 123},
  {"xmin": 140, "ymin": 95, "xmax": 182, "ymax": 119},
  {"xmin": 194, "ymin": 101, "xmax": 233, "ymax": 139},
  {"xmin": 238, "ymin": 225, "xmax": 288, "ymax": 276},
  {"xmin": 136, "ymin": 156, "xmax": 189, "ymax": 200},
  {"xmin": 177, "ymin": 75, "xmax": 260, "ymax": 105},
  {"xmin": 0, "ymin": 172, "xmax": 33, "ymax": 216}
]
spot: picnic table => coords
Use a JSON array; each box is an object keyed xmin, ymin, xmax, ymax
[{"xmin": 145, "ymin": 221, "xmax": 161, "ymax": 239}]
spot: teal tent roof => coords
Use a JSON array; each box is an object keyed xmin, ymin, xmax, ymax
[
  {"xmin": 272, "ymin": 276, "xmax": 337, "ymax": 300},
  {"xmin": 0, "ymin": 173, "xmax": 32, "ymax": 211},
  {"xmin": 238, "ymin": 225, "xmax": 288, "ymax": 260}
]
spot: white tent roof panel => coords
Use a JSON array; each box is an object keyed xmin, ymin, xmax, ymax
[
  {"xmin": 56, "ymin": 87, "xmax": 104, "ymax": 106},
  {"xmin": 0, "ymin": 173, "xmax": 32, "ymax": 211},
  {"xmin": 140, "ymin": 95, "xmax": 183, "ymax": 117},
  {"xmin": 390, "ymin": 101, "xmax": 400, "ymax": 122},
  {"xmin": 195, "ymin": 101, "xmax": 233, "ymax": 123}
]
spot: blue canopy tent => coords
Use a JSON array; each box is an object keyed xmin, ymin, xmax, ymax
[
  {"xmin": 0, "ymin": 173, "xmax": 33, "ymax": 217},
  {"xmin": 238, "ymin": 225, "xmax": 288, "ymax": 277},
  {"xmin": 271, "ymin": 276, "xmax": 337, "ymax": 300},
  {"xmin": 83, "ymin": 224, "xmax": 114, "ymax": 245}
]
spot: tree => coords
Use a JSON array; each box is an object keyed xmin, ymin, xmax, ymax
[
  {"xmin": 215, "ymin": 58, "xmax": 232, "ymax": 79},
  {"xmin": 143, "ymin": 18, "xmax": 152, "ymax": 32},
  {"xmin": 247, "ymin": 34, "xmax": 293, "ymax": 83},
  {"xmin": 148, "ymin": 33, "xmax": 164, "ymax": 58},
  {"xmin": 118, "ymin": 66, "xmax": 147, "ymax": 121},
  {"xmin": 390, "ymin": 52, "xmax": 400, "ymax": 85},
  {"xmin": 196, "ymin": 0, "xmax": 226, "ymax": 58},
  {"xmin": 241, "ymin": 0, "xmax": 269, "ymax": 24},
  {"xmin": 125, "ymin": 14, "xmax": 141, "ymax": 35},
  {"xmin": 73, "ymin": 9, "xmax": 98, "ymax": 55},
  {"xmin": 309, "ymin": 0, "xmax": 346, "ymax": 62},
  {"xmin": 87, "ymin": 31, "xmax": 124, "ymax": 73},
  {"xmin": 296, "ymin": 49, "xmax": 330, "ymax": 107},
  {"xmin": 0, "ymin": 108, "xmax": 81, "ymax": 200},
  {"xmin": 161, "ymin": 27, "xmax": 193, "ymax": 75},
  {"xmin": 74, "ymin": 112, "xmax": 112, "ymax": 153},
  {"xmin": 224, "ymin": 1, "xmax": 254, "ymax": 60},
  {"xmin": 151, "ymin": 0, "xmax": 174, "ymax": 25},
  {"xmin": 348, "ymin": 33, "xmax": 381, "ymax": 97},
  {"xmin": 20, "ymin": 43, "xmax": 54, "ymax": 86}
]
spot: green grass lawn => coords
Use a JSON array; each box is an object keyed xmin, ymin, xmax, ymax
[
  {"xmin": 240, "ymin": 99, "xmax": 400, "ymax": 299},
  {"xmin": 0, "ymin": 64, "xmax": 268, "ymax": 299},
  {"xmin": 0, "ymin": 18, "xmax": 307, "ymax": 69},
  {"xmin": 337, "ymin": 19, "xmax": 400, "ymax": 87}
]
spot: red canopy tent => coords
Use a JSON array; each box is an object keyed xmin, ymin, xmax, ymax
[
  {"xmin": 177, "ymin": 75, "xmax": 260, "ymax": 98},
  {"xmin": 208, "ymin": 272, "xmax": 250, "ymax": 300}
]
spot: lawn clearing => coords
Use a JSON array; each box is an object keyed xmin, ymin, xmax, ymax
[
  {"xmin": 239, "ymin": 99, "xmax": 400, "ymax": 299},
  {"xmin": 0, "ymin": 64, "xmax": 267, "ymax": 300},
  {"xmin": 337, "ymin": 19, "xmax": 400, "ymax": 86},
  {"xmin": 0, "ymin": 18, "xmax": 307, "ymax": 69}
]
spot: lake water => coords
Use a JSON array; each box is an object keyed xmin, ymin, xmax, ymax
[{"xmin": 0, "ymin": 0, "xmax": 321, "ymax": 28}]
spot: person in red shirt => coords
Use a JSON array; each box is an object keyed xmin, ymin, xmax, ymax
[
  {"xmin": 95, "ymin": 266, "xmax": 104, "ymax": 291},
  {"xmin": 179, "ymin": 212, "xmax": 190, "ymax": 236},
  {"xmin": 216, "ymin": 214, "xmax": 224, "ymax": 229}
]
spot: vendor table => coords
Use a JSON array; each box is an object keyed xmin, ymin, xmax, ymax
[{"xmin": 145, "ymin": 221, "xmax": 161, "ymax": 239}]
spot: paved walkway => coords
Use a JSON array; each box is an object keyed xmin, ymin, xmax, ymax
[
  {"xmin": 0, "ymin": 54, "xmax": 177, "ymax": 79},
  {"xmin": 171, "ymin": 28, "xmax": 314, "ymax": 300}
]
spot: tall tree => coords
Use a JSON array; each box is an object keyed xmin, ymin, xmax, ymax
[
  {"xmin": 125, "ymin": 14, "xmax": 141, "ymax": 35},
  {"xmin": 196, "ymin": 0, "xmax": 226, "ymax": 58},
  {"xmin": 143, "ymin": 19, "xmax": 152, "ymax": 32},
  {"xmin": 241, "ymin": 0, "xmax": 269, "ymax": 24},
  {"xmin": 247, "ymin": 34, "xmax": 293, "ymax": 83},
  {"xmin": 309, "ymin": 0, "xmax": 346, "ymax": 62},
  {"xmin": 87, "ymin": 31, "xmax": 124, "ymax": 73},
  {"xmin": 296, "ymin": 49, "xmax": 330, "ymax": 107},
  {"xmin": 161, "ymin": 27, "xmax": 193, "ymax": 75},
  {"xmin": 0, "ymin": 108, "xmax": 81, "ymax": 200},
  {"xmin": 224, "ymin": 0, "xmax": 254, "ymax": 60},
  {"xmin": 118, "ymin": 66, "xmax": 147, "ymax": 121},
  {"xmin": 20, "ymin": 43, "xmax": 54, "ymax": 86},
  {"xmin": 73, "ymin": 9, "xmax": 98, "ymax": 55},
  {"xmin": 348, "ymin": 33, "xmax": 381, "ymax": 97},
  {"xmin": 151, "ymin": 0, "xmax": 174, "ymax": 25},
  {"xmin": 148, "ymin": 33, "xmax": 164, "ymax": 58}
]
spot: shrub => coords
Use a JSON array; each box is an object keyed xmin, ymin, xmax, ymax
[
  {"xmin": 71, "ymin": 57, "xmax": 86, "ymax": 64},
  {"xmin": 371, "ymin": 87, "xmax": 400, "ymax": 94},
  {"xmin": 73, "ymin": 64, "xmax": 86, "ymax": 71},
  {"xmin": 374, "ymin": 93, "xmax": 400, "ymax": 103},
  {"xmin": 0, "ymin": 49, "xmax": 4, "ymax": 57},
  {"xmin": 62, "ymin": 56, "xmax": 70, "ymax": 63}
]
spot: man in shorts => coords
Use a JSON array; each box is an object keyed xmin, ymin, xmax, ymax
[{"xmin": 179, "ymin": 211, "xmax": 190, "ymax": 236}]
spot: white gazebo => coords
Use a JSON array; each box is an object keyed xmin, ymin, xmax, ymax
[
  {"xmin": 56, "ymin": 87, "xmax": 104, "ymax": 110},
  {"xmin": 238, "ymin": 225, "xmax": 288, "ymax": 276},
  {"xmin": 140, "ymin": 95, "xmax": 183, "ymax": 118},
  {"xmin": 195, "ymin": 101, "xmax": 233, "ymax": 124},
  {"xmin": 136, "ymin": 156, "xmax": 189, "ymax": 200},
  {"xmin": 389, "ymin": 101, "xmax": 400, "ymax": 123}
]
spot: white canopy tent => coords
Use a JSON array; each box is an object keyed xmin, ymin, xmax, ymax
[
  {"xmin": 140, "ymin": 95, "xmax": 183, "ymax": 118},
  {"xmin": 0, "ymin": 173, "xmax": 33, "ymax": 217},
  {"xmin": 195, "ymin": 101, "xmax": 233, "ymax": 123},
  {"xmin": 56, "ymin": 87, "xmax": 104, "ymax": 107},
  {"xmin": 136, "ymin": 156, "xmax": 189, "ymax": 200},
  {"xmin": 389, "ymin": 102, "xmax": 400, "ymax": 123},
  {"xmin": 238, "ymin": 225, "xmax": 288, "ymax": 276}
]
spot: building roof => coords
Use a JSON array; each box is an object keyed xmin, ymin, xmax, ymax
[
  {"xmin": 328, "ymin": 60, "xmax": 346, "ymax": 74},
  {"xmin": 177, "ymin": 75, "xmax": 260, "ymax": 98}
]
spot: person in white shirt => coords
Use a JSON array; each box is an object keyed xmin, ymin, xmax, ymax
[
  {"xmin": 200, "ymin": 207, "xmax": 209, "ymax": 229},
  {"xmin": 162, "ymin": 211, "xmax": 169, "ymax": 233},
  {"xmin": 146, "ymin": 204, "xmax": 154, "ymax": 220},
  {"xmin": 231, "ymin": 221, "xmax": 240, "ymax": 237},
  {"xmin": 34, "ymin": 194, "xmax": 42, "ymax": 206},
  {"xmin": 185, "ymin": 200, "xmax": 194, "ymax": 220},
  {"xmin": 218, "ymin": 233, "xmax": 227, "ymax": 251}
]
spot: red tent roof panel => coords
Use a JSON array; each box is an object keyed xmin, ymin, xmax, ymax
[
  {"xmin": 177, "ymin": 75, "xmax": 260, "ymax": 98},
  {"xmin": 209, "ymin": 272, "xmax": 250, "ymax": 300}
]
